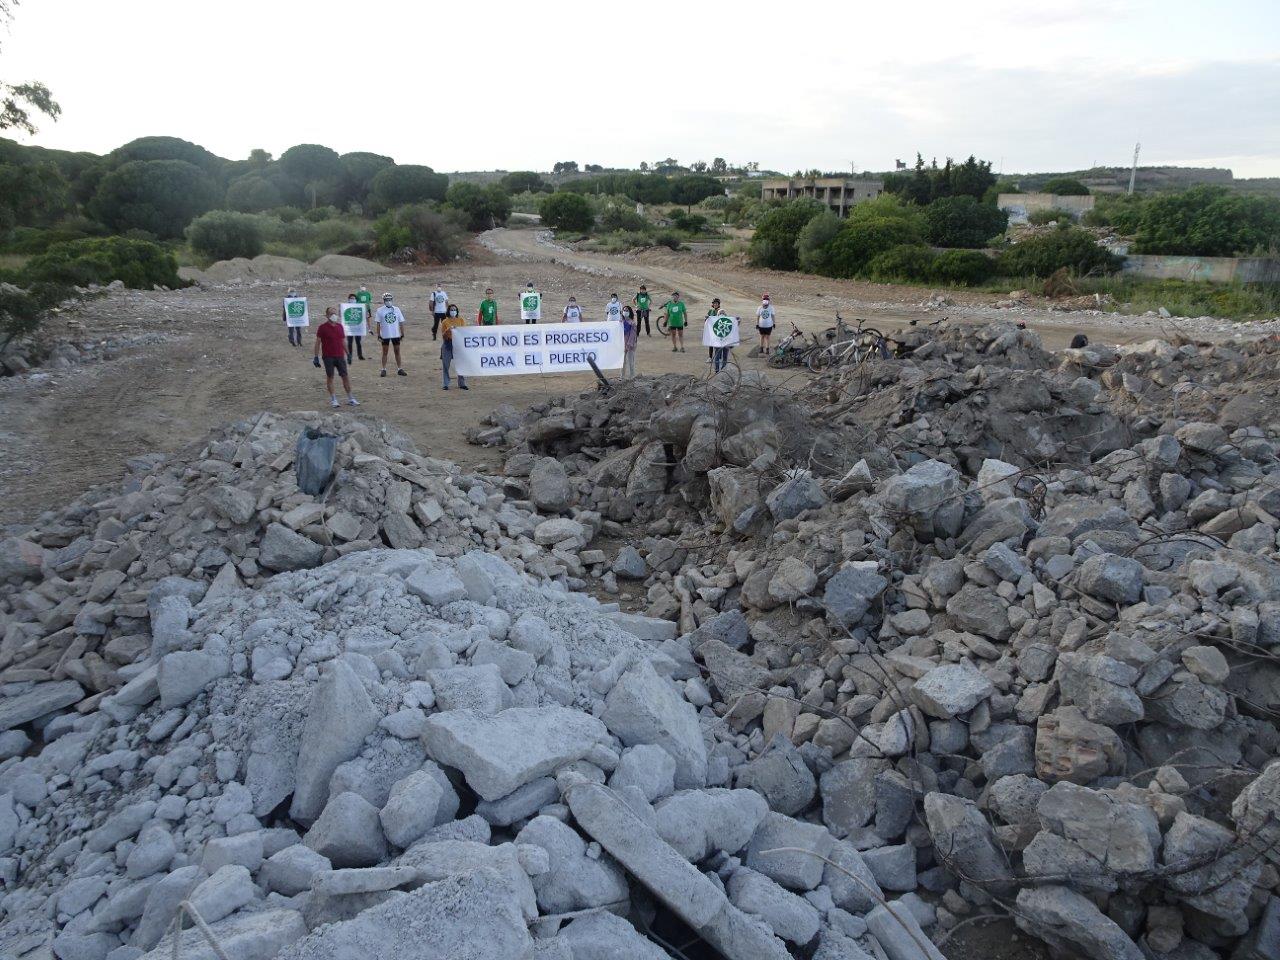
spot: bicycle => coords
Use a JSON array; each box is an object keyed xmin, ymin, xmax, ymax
[
  {"xmin": 807, "ymin": 314, "xmax": 888, "ymax": 373},
  {"xmin": 766, "ymin": 323, "xmax": 820, "ymax": 368}
]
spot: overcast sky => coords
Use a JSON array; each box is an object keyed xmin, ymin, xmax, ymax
[{"xmin": 4, "ymin": 0, "xmax": 1278, "ymax": 178}]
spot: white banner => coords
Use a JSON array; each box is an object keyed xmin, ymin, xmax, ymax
[
  {"xmin": 340, "ymin": 302, "xmax": 368, "ymax": 336},
  {"xmin": 284, "ymin": 297, "xmax": 310, "ymax": 328},
  {"xmin": 701, "ymin": 314, "xmax": 740, "ymax": 348},
  {"xmin": 453, "ymin": 321, "xmax": 623, "ymax": 377}
]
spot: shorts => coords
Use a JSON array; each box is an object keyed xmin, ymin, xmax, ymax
[
  {"xmin": 667, "ymin": 321, "xmax": 685, "ymax": 330},
  {"xmin": 381, "ymin": 336, "xmax": 402, "ymax": 345},
  {"xmin": 322, "ymin": 356, "xmax": 348, "ymax": 376},
  {"xmin": 758, "ymin": 325, "xmax": 773, "ymax": 336}
]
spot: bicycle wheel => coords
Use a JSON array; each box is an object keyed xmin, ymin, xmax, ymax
[
  {"xmin": 658, "ymin": 316, "xmax": 670, "ymax": 337},
  {"xmin": 807, "ymin": 349, "xmax": 833, "ymax": 373},
  {"xmin": 766, "ymin": 350, "xmax": 791, "ymax": 368}
]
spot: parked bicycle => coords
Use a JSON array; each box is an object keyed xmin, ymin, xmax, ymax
[
  {"xmin": 766, "ymin": 323, "xmax": 820, "ymax": 368},
  {"xmin": 807, "ymin": 314, "xmax": 889, "ymax": 372}
]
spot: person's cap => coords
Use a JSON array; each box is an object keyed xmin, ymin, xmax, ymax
[
  {"xmin": 382, "ymin": 293, "xmax": 393, "ymax": 301},
  {"xmin": 526, "ymin": 281, "xmax": 534, "ymax": 288}
]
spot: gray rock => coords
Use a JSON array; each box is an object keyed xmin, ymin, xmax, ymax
[
  {"xmin": 379, "ymin": 771, "xmax": 445, "ymax": 848},
  {"xmin": 612, "ymin": 546, "xmax": 647, "ymax": 580},
  {"xmin": 515, "ymin": 815, "xmax": 629, "ymax": 914},
  {"xmin": 766, "ymin": 472, "xmax": 828, "ymax": 521},
  {"xmin": 0, "ymin": 536, "xmax": 46, "ymax": 582},
  {"xmin": 258, "ymin": 523, "xmax": 323, "ymax": 572},
  {"xmin": 654, "ymin": 788, "xmax": 769, "ymax": 861},
  {"xmin": 290, "ymin": 660, "xmax": 381, "ymax": 824},
  {"xmin": 823, "ymin": 841, "xmax": 883, "ymax": 913},
  {"xmin": 602, "ymin": 660, "xmax": 707, "ymax": 790},
  {"xmin": 734, "ymin": 735, "xmax": 816, "ymax": 816},
  {"xmin": 1078, "ymin": 554, "xmax": 1144, "ymax": 604},
  {"xmin": 922, "ymin": 793, "xmax": 1011, "ymax": 890},
  {"xmin": 0, "ymin": 680, "xmax": 84, "ymax": 732},
  {"xmin": 608, "ymin": 744, "xmax": 677, "ymax": 802},
  {"xmin": 867, "ymin": 901, "xmax": 946, "ymax": 960},
  {"xmin": 125, "ymin": 824, "xmax": 176, "ymax": 880},
  {"xmin": 187, "ymin": 864, "xmax": 256, "ymax": 925},
  {"xmin": 405, "ymin": 565, "xmax": 467, "ymax": 607},
  {"xmin": 946, "ymin": 585, "xmax": 1012, "ymax": 641},
  {"xmin": 744, "ymin": 812, "xmax": 832, "ymax": 891},
  {"xmin": 1163, "ymin": 811, "xmax": 1260, "ymax": 921},
  {"xmin": 139, "ymin": 908, "xmax": 306, "ymax": 960},
  {"xmin": 1036, "ymin": 782, "xmax": 1158, "ymax": 875},
  {"xmin": 132, "ymin": 866, "xmax": 207, "ymax": 950},
  {"xmin": 823, "ymin": 562, "xmax": 887, "ymax": 628},
  {"xmin": 206, "ymin": 485, "xmax": 256, "ymax": 525},
  {"xmin": 558, "ymin": 912, "xmax": 670, "ymax": 960},
  {"xmin": 530, "ymin": 457, "xmax": 573, "ymax": 512},
  {"xmin": 728, "ymin": 867, "xmax": 821, "ymax": 945},
  {"xmin": 157, "ymin": 650, "xmax": 228, "ymax": 709},
  {"xmin": 475, "ymin": 776, "xmax": 559, "ymax": 827},
  {"xmin": 909, "ymin": 661, "xmax": 993, "ymax": 719},
  {"xmin": 304, "ymin": 792, "xmax": 388, "ymax": 868},
  {"xmin": 881, "ymin": 459, "xmax": 964, "ymax": 542},
  {"xmin": 426, "ymin": 663, "xmax": 512, "ymax": 714},
  {"xmin": 396, "ymin": 838, "xmax": 537, "ymax": 921},
  {"xmin": 422, "ymin": 706, "xmax": 607, "ymax": 802},
  {"xmin": 1015, "ymin": 886, "xmax": 1142, "ymax": 960},
  {"xmin": 769, "ymin": 557, "xmax": 818, "ymax": 602},
  {"xmin": 820, "ymin": 757, "xmax": 889, "ymax": 836},
  {"xmin": 861, "ymin": 844, "xmax": 917, "ymax": 892},
  {"xmin": 1055, "ymin": 653, "xmax": 1143, "ymax": 725},
  {"xmin": 260, "ymin": 844, "xmax": 332, "ymax": 896}
]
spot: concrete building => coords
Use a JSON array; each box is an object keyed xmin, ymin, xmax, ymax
[
  {"xmin": 760, "ymin": 177, "xmax": 884, "ymax": 217},
  {"xmin": 998, "ymin": 192, "xmax": 1096, "ymax": 224}
]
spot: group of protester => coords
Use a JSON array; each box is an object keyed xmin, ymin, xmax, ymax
[{"xmin": 287, "ymin": 281, "xmax": 782, "ymax": 406}]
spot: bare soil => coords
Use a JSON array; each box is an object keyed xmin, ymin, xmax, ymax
[{"xmin": 0, "ymin": 226, "xmax": 1241, "ymax": 529}]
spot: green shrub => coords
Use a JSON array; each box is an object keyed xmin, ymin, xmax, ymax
[
  {"xmin": 824, "ymin": 217, "xmax": 925, "ymax": 278},
  {"xmin": 372, "ymin": 205, "xmax": 464, "ymax": 261},
  {"xmin": 931, "ymin": 249, "xmax": 996, "ymax": 285},
  {"xmin": 1132, "ymin": 186, "xmax": 1280, "ymax": 256},
  {"xmin": 1084, "ymin": 193, "xmax": 1146, "ymax": 233},
  {"xmin": 865, "ymin": 245, "xmax": 935, "ymax": 283},
  {"xmin": 924, "ymin": 195, "xmax": 1008, "ymax": 247},
  {"xmin": 186, "ymin": 211, "xmax": 264, "ymax": 261},
  {"xmin": 670, "ymin": 211, "xmax": 708, "ymax": 233},
  {"xmin": 1041, "ymin": 177, "xmax": 1090, "ymax": 196},
  {"xmin": 88, "ymin": 160, "xmax": 220, "ymax": 238},
  {"xmin": 1027, "ymin": 207, "xmax": 1075, "ymax": 226},
  {"xmin": 303, "ymin": 205, "xmax": 340, "ymax": 223},
  {"xmin": 2, "ymin": 281, "xmax": 71, "ymax": 363},
  {"xmin": 748, "ymin": 200, "xmax": 825, "ymax": 270},
  {"xmin": 598, "ymin": 200, "xmax": 647, "ymax": 232},
  {"xmin": 795, "ymin": 211, "xmax": 842, "ymax": 274},
  {"xmin": 109, "ymin": 137, "xmax": 226, "ymax": 181},
  {"xmin": 846, "ymin": 194, "xmax": 926, "ymax": 229},
  {"xmin": 654, "ymin": 229, "xmax": 685, "ymax": 251},
  {"xmin": 998, "ymin": 227, "xmax": 1121, "ymax": 278},
  {"xmin": 270, "ymin": 206, "xmax": 304, "ymax": 223},
  {"xmin": 0, "ymin": 222, "xmax": 104, "ymax": 254},
  {"xmin": 0, "ymin": 162, "xmax": 71, "ymax": 228},
  {"xmin": 368, "ymin": 165, "xmax": 448, "ymax": 213},
  {"xmin": 500, "ymin": 171, "xmax": 547, "ymax": 194},
  {"xmin": 311, "ymin": 219, "xmax": 364, "ymax": 252},
  {"xmin": 539, "ymin": 192, "xmax": 594, "ymax": 232},
  {"xmin": 23, "ymin": 237, "xmax": 182, "ymax": 289},
  {"xmin": 225, "ymin": 175, "xmax": 283, "ymax": 213},
  {"xmin": 445, "ymin": 182, "xmax": 512, "ymax": 231}
]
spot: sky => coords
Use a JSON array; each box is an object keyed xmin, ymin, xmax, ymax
[{"xmin": 3, "ymin": 0, "xmax": 1279, "ymax": 178}]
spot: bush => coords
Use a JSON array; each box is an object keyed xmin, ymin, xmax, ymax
[
  {"xmin": 795, "ymin": 211, "xmax": 842, "ymax": 274},
  {"xmin": 109, "ymin": 137, "xmax": 226, "ymax": 181},
  {"xmin": 0, "ymin": 221, "xmax": 105, "ymax": 254},
  {"xmin": 824, "ymin": 217, "xmax": 925, "ymax": 278},
  {"xmin": 1083, "ymin": 193, "xmax": 1146, "ymax": 232},
  {"xmin": 1, "ymin": 281, "xmax": 70, "ymax": 363},
  {"xmin": 303, "ymin": 205, "xmax": 341, "ymax": 223},
  {"xmin": 225, "ymin": 175, "xmax": 283, "ymax": 213},
  {"xmin": 845, "ymin": 194, "xmax": 926, "ymax": 229},
  {"xmin": 445, "ymin": 182, "xmax": 512, "ymax": 231},
  {"xmin": 1041, "ymin": 177, "xmax": 1090, "ymax": 196},
  {"xmin": 271, "ymin": 206, "xmax": 304, "ymax": 223},
  {"xmin": 670, "ymin": 211, "xmax": 708, "ymax": 233},
  {"xmin": 931, "ymin": 249, "xmax": 996, "ymax": 285},
  {"xmin": 865, "ymin": 244, "xmax": 935, "ymax": 283},
  {"xmin": 368, "ymin": 165, "xmax": 448, "ymax": 213},
  {"xmin": 599, "ymin": 200, "xmax": 647, "ymax": 233},
  {"xmin": 186, "ymin": 211, "xmax": 264, "ymax": 261},
  {"xmin": 1132, "ymin": 186, "xmax": 1280, "ymax": 256},
  {"xmin": 500, "ymin": 171, "xmax": 547, "ymax": 194},
  {"xmin": 539, "ymin": 192, "xmax": 594, "ymax": 232},
  {"xmin": 748, "ymin": 200, "xmax": 825, "ymax": 270},
  {"xmin": 998, "ymin": 227, "xmax": 1121, "ymax": 278},
  {"xmin": 1027, "ymin": 207, "xmax": 1075, "ymax": 226},
  {"xmin": 23, "ymin": 237, "xmax": 182, "ymax": 289},
  {"xmin": 654, "ymin": 229, "xmax": 685, "ymax": 251},
  {"xmin": 88, "ymin": 160, "xmax": 221, "ymax": 238},
  {"xmin": 0, "ymin": 162, "xmax": 71, "ymax": 228},
  {"xmin": 924, "ymin": 195, "xmax": 1008, "ymax": 247},
  {"xmin": 372, "ymin": 205, "xmax": 464, "ymax": 262}
]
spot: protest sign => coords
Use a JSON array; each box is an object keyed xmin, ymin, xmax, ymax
[
  {"xmin": 283, "ymin": 297, "xmax": 310, "ymax": 328},
  {"xmin": 701, "ymin": 314, "xmax": 740, "ymax": 348},
  {"xmin": 452, "ymin": 321, "xmax": 623, "ymax": 377},
  {"xmin": 340, "ymin": 302, "xmax": 368, "ymax": 336}
]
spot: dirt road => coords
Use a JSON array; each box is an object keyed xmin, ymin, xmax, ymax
[{"xmin": 0, "ymin": 226, "xmax": 1226, "ymax": 528}]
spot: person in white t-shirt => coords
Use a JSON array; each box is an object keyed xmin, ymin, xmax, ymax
[
  {"xmin": 756, "ymin": 293, "xmax": 777, "ymax": 355},
  {"xmin": 603, "ymin": 294, "xmax": 623, "ymax": 324},
  {"xmin": 375, "ymin": 292, "xmax": 408, "ymax": 377},
  {"xmin": 562, "ymin": 297, "xmax": 583, "ymax": 322},
  {"xmin": 430, "ymin": 284, "xmax": 449, "ymax": 340},
  {"xmin": 519, "ymin": 282, "xmax": 542, "ymax": 324}
]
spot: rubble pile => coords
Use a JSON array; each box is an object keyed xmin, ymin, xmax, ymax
[{"xmin": 1, "ymin": 323, "xmax": 1279, "ymax": 960}]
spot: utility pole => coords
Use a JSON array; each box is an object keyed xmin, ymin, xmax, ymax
[{"xmin": 1128, "ymin": 142, "xmax": 1141, "ymax": 195}]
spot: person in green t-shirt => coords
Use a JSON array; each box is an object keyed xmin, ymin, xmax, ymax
[
  {"xmin": 633, "ymin": 285, "xmax": 653, "ymax": 336},
  {"xmin": 659, "ymin": 291, "xmax": 687, "ymax": 352},
  {"xmin": 477, "ymin": 288, "xmax": 499, "ymax": 326},
  {"xmin": 355, "ymin": 286, "xmax": 373, "ymax": 310}
]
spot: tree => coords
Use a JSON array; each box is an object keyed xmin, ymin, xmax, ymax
[
  {"xmin": 445, "ymin": 182, "xmax": 512, "ymax": 231},
  {"xmin": 500, "ymin": 171, "xmax": 547, "ymax": 194},
  {"xmin": 1042, "ymin": 177, "xmax": 1090, "ymax": 196},
  {"xmin": 372, "ymin": 204, "xmax": 465, "ymax": 262},
  {"xmin": 110, "ymin": 136, "xmax": 225, "ymax": 181},
  {"xmin": 0, "ymin": 1, "xmax": 59, "ymax": 135},
  {"xmin": 225, "ymin": 175, "xmax": 282, "ymax": 213},
  {"xmin": 949, "ymin": 156, "xmax": 995, "ymax": 200},
  {"xmin": 338, "ymin": 152, "xmax": 394, "ymax": 209},
  {"xmin": 1131, "ymin": 186, "xmax": 1280, "ymax": 256},
  {"xmin": 0, "ymin": 161, "xmax": 70, "ymax": 226},
  {"xmin": 186, "ymin": 210, "xmax": 264, "ymax": 260},
  {"xmin": 88, "ymin": 159, "xmax": 220, "ymax": 238},
  {"xmin": 691, "ymin": 160, "xmax": 708, "ymax": 173},
  {"xmin": 552, "ymin": 161, "xmax": 579, "ymax": 175},
  {"xmin": 367, "ymin": 164, "xmax": 448, "ymax": 213},
  {"xmin": 824, "ymin": 217, "xmax": 926, "ymax": 278},
  {"xmin": 278, "ymin": 144, "xmax": 343, "ymax": 208},
  {"xmin": 711, "ymin": 158, "xmax": 728, "ymax": 175},
  {"xmin": 795, "ymin": 211, "xmax": 842, "ymax": 275},
  {"xmin": 930, "ymin": 249, "xmax": 996, "ymax": 285},
  {"xmin": 923, "ymin": 195, "xmax": 1008, "ymax": 248},
  {"xmin": 584, "ymin": 163, "xmax": 603, "ymax": 173},
  {"xmin": 669, "ymin": 175, "xmax": 723, "ymax": 211},
  {"xmin": 748, "ymin": 200, "xmax": 825, "ymax": 270},
  {"xmin": 246, "ymin": 148, "xmax": 272, "ymax": 170},
  {"xmin": 539, "ymin": 192, "xmax": 593, "ymax": 232},
  {"xmin": 998, "ymin": 227, "xmax": 1121, "ymax": 277},
  {"xmin": 639, "ymin": 161, "xmax": 649, "ymax": 173}
]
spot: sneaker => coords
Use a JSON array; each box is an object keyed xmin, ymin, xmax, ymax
[
  {"xmin": 348, "ymin": 397, "xmax": 360, "ymax": 406},
  {"xmin": 380, "ymin": 369, "xmax": 387, "ymax": 378},
  {"xmin": 397, "ymin": 369, "xmax": 407, "ymax": 377},
  {"xmin": 705, "ymin": 358, "xmax": 712, "ymax": 364},
  {"xmin": 443, "ymin": 385, "xmax": 449, "ymax": 390},
  {"xmin": 459, "ymin": 383, "xmax": 469, "ymax": 391},
  {"xmin": 671, "ymin": 346, "xmax": 677, "ymax": 352},
  {"xmin": 329, "ymin": 396, "xmax": 339, "ymax": 408},
  {"xmin": 680, "ymin": 348, "xmax": 687, "ymax": 353}
]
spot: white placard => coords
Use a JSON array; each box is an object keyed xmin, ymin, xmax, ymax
[
  {"xmin": 340, "ymin": 302, "xmax": 368, "ymax": 336},
  {"xmin": 452, "ymin": 321, "xmax": 623, "ymax": 377},
  {"xmin": 284, "ymin": 297, "xmax": 310, "ymax": 328},
  {"xmin": 701, "ymin": 314, "xmax": 740, "ymax": 348}
]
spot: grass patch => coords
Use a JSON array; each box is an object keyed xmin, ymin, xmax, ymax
[
  {"xmin": 1082, "ymin": 277, "xmax": 1280, "ymax": 321},
  {"xmin": 0, "ymin": 253, "xmax": 31, "ymax": 272}
]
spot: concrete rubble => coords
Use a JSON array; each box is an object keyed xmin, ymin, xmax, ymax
[{"xmin": 0, "ymin": 322, "xmax": 1278, "ymax": 960}]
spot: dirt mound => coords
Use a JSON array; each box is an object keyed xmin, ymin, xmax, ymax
[
  {"xmin": 310, "ymin": 253, "xmax": 391, "ymax": 278},
  {"xmin": 184, "ymin": 254, "xmax": 389, "ymax": 286}
]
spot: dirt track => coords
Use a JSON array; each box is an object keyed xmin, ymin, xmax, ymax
[{"xmin": 0, "ymin": 226, "xmax": 1234, "ymax": 529}]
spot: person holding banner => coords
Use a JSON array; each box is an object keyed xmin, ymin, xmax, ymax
[
  {"xmin": 621, "ymin": 305, "xmax": 638, "ymax": 379},
  {"xmin": 312, "ymin": 307, "xmax": 360, "ymax": 407},
  {"xmin": 477, "ymin": 289, "xmax": 499, "ymax": 327},
  {"xmin": 520, "ymin": 283, "xmax": 543, "ymax": 325},
  {"xmin": 702, "ymin": 302, "xmax": 739, "ymax": 374},
  {"xmin": 375, "ymin": 292, "xmax": 408, "ymax": 378},
  {"xmin": 659, "ymin": 291, "xmax": 687, "ymax": 352},
  {"xmin": 633, "ymin": 285, "xmax": 652, "ymax": 336},
  {"xmin": 342, "ymin": 294, "xmax": 368, "ymax": 362},
  {"xmin": 438, "ymin": 304, "xmax": 468, "ymax": 391},
  {"xmin": 705, "ymin": 298, "xmax": 722, "ymax": 364},
  {"xmin": 562, "ymin": 297, "xmax": 584, "ymax": 323},
  {"xmin": 283, "ymin": 289, "xmax": 306, "ymax": 347}
]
